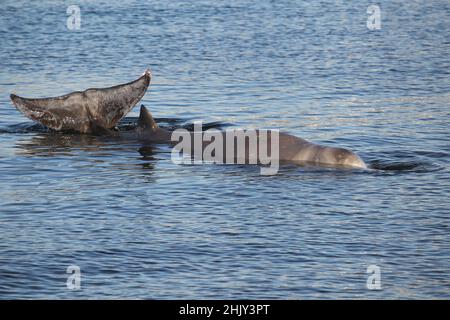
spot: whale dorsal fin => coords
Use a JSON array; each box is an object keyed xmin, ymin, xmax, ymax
[{"xmin": 137, "ymin": 105, "xmax": 158, "ymax": 131}]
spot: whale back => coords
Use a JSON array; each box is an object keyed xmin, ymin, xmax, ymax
[{"xmin": 286, "ymin": 134, "xmax": 366, "ymax": 169}]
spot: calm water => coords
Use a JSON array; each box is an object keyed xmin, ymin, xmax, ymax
[{"xmin": 0, "ymin": 0, "xmax": 449, "ymax": 299}]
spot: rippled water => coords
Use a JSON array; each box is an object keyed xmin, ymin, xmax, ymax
[{"xmin": 0, "ymin": 0, "xmax": 449, "ymax": 299}]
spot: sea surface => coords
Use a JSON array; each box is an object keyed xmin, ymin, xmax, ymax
[{"xmin": 0, "ymin": 0, "xmax": 449, "ymax": 299}]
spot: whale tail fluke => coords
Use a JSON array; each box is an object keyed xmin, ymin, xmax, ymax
[
  {"xmin": 10, "ymin": 70, "xmax": 151, "ymax": 133},
  {"xmin": 10, "ymin": 92, "xmax": 89, "ymax": 132}
]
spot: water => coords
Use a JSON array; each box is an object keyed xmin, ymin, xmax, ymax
[{"xmin": 0, "ymin": 0, "xmax": 449, "ymax": 299}]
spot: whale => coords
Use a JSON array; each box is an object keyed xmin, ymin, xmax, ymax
[
  {"xmin": 10, "ymin": 70, "xmax": 151, "ymax": 133},
  {"xmin": 125, "ymin": 105, "xmax": 367, "ymax": 169},
  {"xmin": 9, "ymin": 70, "xmax": 366, "ymax": 169}
]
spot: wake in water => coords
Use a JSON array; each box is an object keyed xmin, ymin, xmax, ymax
[
  {"xmin": 366, "ymin": 149, "xmax": 446, "ymax": 173},
  {"xmin": 369, "ymin": 160, "xmax": 431, "ymax": 172}
]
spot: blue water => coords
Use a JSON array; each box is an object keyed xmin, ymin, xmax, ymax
[{"xmin": 0, "ymin": 0, "xmax": 449, "ymax": 299}]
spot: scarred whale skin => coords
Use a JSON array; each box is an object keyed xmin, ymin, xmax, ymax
[{"xmin": 10, "ymin": 70, "xmax": 151, "ymax": 133}]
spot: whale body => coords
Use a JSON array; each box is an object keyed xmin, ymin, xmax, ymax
[{"xmin": 127, "ymin": 105, "xmax": 367, "ymax": 169}]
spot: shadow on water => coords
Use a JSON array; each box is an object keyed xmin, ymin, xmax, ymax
[
  {"xmin": 0, "ymin": 117, "xmax": 230, "ymax": 134},
  {"xmin": 14, "ymin": 132, "xmax": 107, "ymax": 157},
  {"xmin": 7, "ymin": 117, "xmax": 228, "ymax": 161},
  {"xmin": 0, "ymin": 122, "xmax": 50, "ymax": 134}
]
